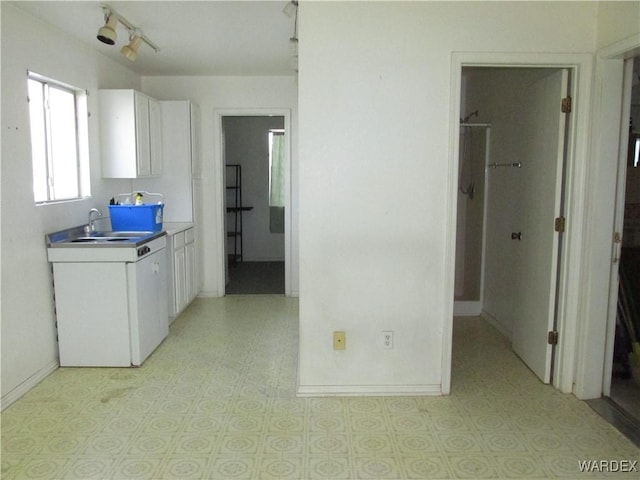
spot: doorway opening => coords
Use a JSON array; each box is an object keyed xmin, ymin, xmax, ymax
[
  {"xmin": 221, "ymin": 115, "xmax": 286, "ymax": 295},
  {"xmin": 453, "ymin": 66, "xmax": 571, "ymax": 385},
  {"xmin": 606, "ymin": 55, "xmax": 640, "ymax": 423}
]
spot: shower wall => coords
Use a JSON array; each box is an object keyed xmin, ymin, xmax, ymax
[{"xmin": 455, "ymin": 126, "xmax": 488, "ymax": 302}]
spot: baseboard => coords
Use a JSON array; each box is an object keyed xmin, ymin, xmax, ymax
[
  {"xmin": 197, "ymin": 290, "xmax": 221, "ymax": 298},
  {"xmin": 480, "ymin": 310, "xmax": 512, "ymax": 339},
  {"xmin": 239, "ymin": 258, "xmax": 285, "ymax": 263},
  {"xmin": 453, "ymin": 301, "xmax": 482, "ymax": 316},
  {"xmin": 1, "ymin": 359, "xmax": 59, "ymax": 411},
  {"xmin": 296, "ymin": 384, "xmax": 443, "ymax": 397}
]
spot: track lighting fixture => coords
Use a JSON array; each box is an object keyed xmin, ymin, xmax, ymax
[
  {"xmin": 120, "ymin": 34, "xmax": 143, "ymax": 62},
  {"xmin": 283, "ymin": 1, "xmax": 299, "ymax": 73},
  {"xmin": 97, "ymin": 12, "xmax": 118, "ymax": 45},
  {"xmin": 97, "ymin": 4, "xmax": 160, "ymax": 62}
]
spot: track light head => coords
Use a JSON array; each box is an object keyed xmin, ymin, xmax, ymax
[
  {"xmin": 120, "ymin": 35, "xmax": 143, "ymax": 62},
  {"xmin": 97, "ymin": 13, "xmax": 118, "ymax": 45}
]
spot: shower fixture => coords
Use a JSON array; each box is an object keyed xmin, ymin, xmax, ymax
[
  {"xmin": 283, "ymin": 1, "xmax": 299, "ymax": 72},
  {"xmin": 283, "ymin": 0, "xmax": 298, "ymax": 18},
  {"xmin": 459, "ymin": 124, "xmax": 476, "ymax": 200},
  {"xmin": 461, "ymin": 110, "xmax": 479, "ymax": 124},
  {"xmin": 460, "ymin": 181, "xmax": 475, "ymax": 200},
  {"xmin": 488, "ymin": 162, "xmax": 522, "ymax": 169}
]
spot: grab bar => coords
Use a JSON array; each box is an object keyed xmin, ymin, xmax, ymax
[{"xmin": 488, "ymin": 162, "xmax": 522, "ymax": 169}]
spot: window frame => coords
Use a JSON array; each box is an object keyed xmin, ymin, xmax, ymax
[{"xmin": 27, "ymin": 71, "xmax": 91, "ymax": 205}]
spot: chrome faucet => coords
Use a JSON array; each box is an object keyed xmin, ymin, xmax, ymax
[{"xmin": 87, "ymin": 208, "xmax": 102, "ymax": 232}]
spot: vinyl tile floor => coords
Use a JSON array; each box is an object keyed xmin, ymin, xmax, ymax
[{"xmin": 2, "ymin": 297, "xmax": 639, "ymax": 479}]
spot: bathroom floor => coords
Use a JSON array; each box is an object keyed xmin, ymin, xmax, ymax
[{"xmin": 2, "ymin": 297, "xmax": 638, "ymax": 479}]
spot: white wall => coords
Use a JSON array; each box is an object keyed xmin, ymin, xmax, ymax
[
  {"xmin": 223, "ymin": 116, "xmax": 285, "ymax": 262},
  {"xmin": 596, "ymin": 1, "xmax": 640, "ymax": 50},
  {"xmin": 141, "ymin": 76, "xmax": 299, "ymax": 296},
  {"xmin": 1, "ymin": 4, "xmax": 140, "ymax": 406},
  {"xmin": 297, "ymin": 1, "xmax": 598, "ymax": 395}
]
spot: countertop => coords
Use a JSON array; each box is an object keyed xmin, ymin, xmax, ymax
[{"xmin": 163, "ymin": 222, "xmax": 195, "ymax": 235}]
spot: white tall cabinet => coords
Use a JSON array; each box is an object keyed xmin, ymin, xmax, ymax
[{"xmin": 134, "ymin": 101, "xmax": 202, "ymax": 321}]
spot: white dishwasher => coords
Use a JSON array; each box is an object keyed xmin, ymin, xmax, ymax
[{"xmin": 48, "ymin": 234, "xmax": 168, "ymax": 367}]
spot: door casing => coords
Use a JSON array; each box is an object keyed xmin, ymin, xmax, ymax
[
  {"xmin": 444, "ymin": 52, "xmax": 593, "ymax": 395},
  {"xmin": 603, "ymin": 58, "xmax": 636, "ymax": 397},
  {"xmin": 213, "ymin": 108, "xmax": 292, "ymax": 297}
]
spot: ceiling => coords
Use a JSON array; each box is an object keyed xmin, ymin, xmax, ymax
[{"xmin": 11, "ymin": 1, "xmax": 297, "ymax": 76}]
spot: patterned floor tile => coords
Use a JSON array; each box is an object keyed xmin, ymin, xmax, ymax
[
  {"xmin": 1, "ymin": 299, "xmax": 638, "ymax": 480},
  {"xmin": 307, "ymin": 455, "xmax": 353, "ymax": 479},
  {"xmin": 158, "ymin": 455, "xmax": 210, "ymax": 480},
  {"xmin": 62, "ymin": 456, "xmax": 116, "ymax": 480},
  {"xmin": 401, "ymin": 455, "xmax": 453, "ymax": 479},
  {"xmin": 207, "ymin": 455, "xmax": 255, "ymax": 479}
]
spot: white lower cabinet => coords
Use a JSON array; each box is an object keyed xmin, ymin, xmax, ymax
[{"xmin": 168, "ymin": 226, "xmax": 198, "ymax": 320}]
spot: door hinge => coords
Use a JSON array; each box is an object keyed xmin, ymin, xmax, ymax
[
  {"xmin": 561, "ymin": 96, "xmax": 572, "ymax": 113},
  {"xmin": 548, "ymin": 330, "xmax": 559, "ymax": 345},
  {"xmin": 554, "ymin": 216, "xmax": 566, "ymax": 233}
]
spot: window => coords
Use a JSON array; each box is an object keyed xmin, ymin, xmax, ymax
[{"xmin": 27, "ymin": 72, "xmax": 90, "ymax": 203}]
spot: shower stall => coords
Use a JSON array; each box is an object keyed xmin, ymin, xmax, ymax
[{"xmin": 454, "ymin": 123, "xmax": 491, "ymax": 315}]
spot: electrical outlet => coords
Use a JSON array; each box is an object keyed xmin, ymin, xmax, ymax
[
  {"xmin": 382, "ymin": 331, "xmax": 393, "ymax": 349},
  {"xmin": 333, "ymin": 331, "xmax": 345, "ymax": 350}
]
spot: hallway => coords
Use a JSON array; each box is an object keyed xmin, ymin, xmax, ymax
[{"xmin": 1, "ymin": 298, "xmax": 638, "ymax": 479}]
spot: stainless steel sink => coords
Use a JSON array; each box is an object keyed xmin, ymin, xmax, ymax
[
  {"xmin": 46, "ymin": 226, "xmax": 163, "ymax": 248},
  {"xmin": 70, "ymin": 237, "xmax": 137, "ymax": 243},
  {"xmin": 68, "ymin": 231, "xmax": 155, "ymax": 242},
  {"xmin": 92, "ymin": 231, "xmax": 155, "ymax": 238}
]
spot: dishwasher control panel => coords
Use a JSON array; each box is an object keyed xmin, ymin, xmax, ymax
[{"xmin": 135, "ymin": 235, "xmax": 166, "ymax": 260}]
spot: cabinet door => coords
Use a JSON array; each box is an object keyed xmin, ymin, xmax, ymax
[
  {"xmin": 174, "ymin": 246, "xmax": 187, "ymax": 313},
  {"xmin": 134, "ymin": 92, "xmax": 151, "ymax": 177},
  {"xmin": 186, "ymin": 240, "xmax": 197, "ymax": 302},
  {"xmin": 149, "ymin": 98, "xmax": 163, "ymax": 176}
]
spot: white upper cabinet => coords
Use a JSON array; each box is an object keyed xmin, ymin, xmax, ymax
[{"xmin": 99, "ymin": 90, "xmax": 162, "ymax": 178}]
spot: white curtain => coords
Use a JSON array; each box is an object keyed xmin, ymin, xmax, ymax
[{"xmin": 269, "ymin": 132, "xmax": 285, "ymax": 233}]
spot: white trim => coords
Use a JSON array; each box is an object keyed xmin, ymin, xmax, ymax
[
  {"xmin": 480, "ymin": 311, "xmax": 512, "ymax": 340},
  {"xmin": 297, "ymin": 384, "xmax": 442, "ymax": 397},
  {"xmin": 603, "ymin": 59, "xmax": 634, "ymax": 397},
  {"xmin": 1, "ymin": 360, "xmax": 58, "ymax": 411},
  {"xmin": 447, "ymin": 52, "xmax": 594, "ymax": 398},
  {"xmin": 453, "ymin": 301, "xmax": 482, "ymax": 316},
  {"xmin": 573, "ymin": 35, "xmax": 640, "ymax": 400},
  {"xmin": 213, "ymin": 109, "xmax": 292, "ymax": 297},
  {"xmin": 599, "ymin": 33, "xmax": 640, "ymax": 60}
]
